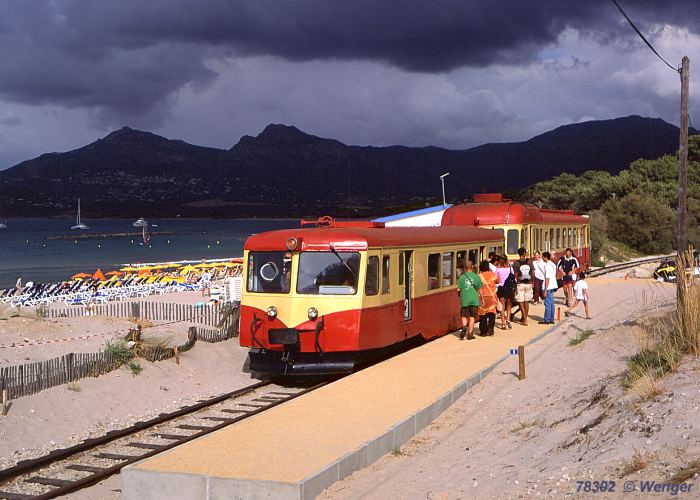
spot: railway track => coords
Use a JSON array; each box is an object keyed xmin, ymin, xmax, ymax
[
  {"xmin": 0, "ymin": 380, "xmax": 327, "ymax": 499},
  {"xmin": 587, "ymin": 254, "xmax": 672, "ymax": 277}
]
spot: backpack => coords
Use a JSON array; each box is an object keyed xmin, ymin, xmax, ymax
[{"xmin": 503, "ymin": 272, "xmax": 518, "ymax": 298}]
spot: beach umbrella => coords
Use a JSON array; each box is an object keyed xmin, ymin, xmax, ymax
[
  {"xmin": 105, "ymin": 271, "xmax": 123, "ymax": 276},
  {"xmin": 178, "ymin": 265, "xmax": 197, "ymax": 275},
  {"xmin": 221, "ymin": 261, "xmax": 242, "ymax": 267},
  {"xmin": 71, "ymin": 272, "xmax": 91, "ymax": 280},
  {"xmin": 92, "ymin": 268, "xmax": 106, "ymax": 281},
  {"xmin": 120, "ymin": 266, "xmax": 140, "ymax": 272},
  {"xmin": 138, "ymin": 269, "xmax": 152, "ymax": 276}
]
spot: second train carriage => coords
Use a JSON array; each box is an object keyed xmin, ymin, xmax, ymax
[
  {"xmin": 239, "ymin": 219, "xmax": 503, "ymax": 375},
  {"xmin": 441, "ymin": 194, "xmax": 591, "ymax": 267}
]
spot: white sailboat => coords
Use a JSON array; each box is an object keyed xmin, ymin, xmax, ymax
[
  {"xmin": 132, "ymin": 217, "xmax": 148, "ymax": 227},
  {"xmin": 71, "ymin": 198, "xmax": 89, "ymax": 230}
]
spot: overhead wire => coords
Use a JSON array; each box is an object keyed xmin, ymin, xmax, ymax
[{"xmin": 611, "ymin": 0, "xmax": 679, "ymax": 73}]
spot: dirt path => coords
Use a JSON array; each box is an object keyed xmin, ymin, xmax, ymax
[{"xmin": 322, "ymin": 278, "xmax": 698, "ymax": 499}]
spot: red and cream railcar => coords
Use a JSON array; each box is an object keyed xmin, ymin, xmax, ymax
[
  {"xmin": 441, "ymin": 194, "xmax": 591, "ymax": 267},
  {"xmin": 239, "ymin": 220, "xmax": 503, "ymax": 375}
]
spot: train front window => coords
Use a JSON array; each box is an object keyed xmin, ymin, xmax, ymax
[
  {"xmin": 297, "ymin": 251, "xmax": 360, "ymax": 295},
  {"xmin": 247, "ymin": 251, "xmax": 292, "ymax": 294}
]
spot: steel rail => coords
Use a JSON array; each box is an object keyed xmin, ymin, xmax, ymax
[
  {"xmin": 0, "ymin": 380, "xmax": 328, "ymax": 499},
  {"xmin": 587, "ymin": 254, "xmax": 673, "ymax": 277}
]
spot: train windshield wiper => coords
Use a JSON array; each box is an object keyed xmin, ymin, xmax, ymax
[{"xmin": 329, "ymin": 245, "xmax": 357, "ymax": 282}]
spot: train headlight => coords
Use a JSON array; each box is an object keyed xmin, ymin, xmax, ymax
[
  {"xmin": 266, "ymin": 306, "xmax": 277, "ymax": 318},
  {"xmin": 308, "ymin": 307, "xmax": 318, "ymax": 320}
]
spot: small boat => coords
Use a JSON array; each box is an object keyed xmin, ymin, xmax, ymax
[
  {"xmin": 71, "ymin": 198, "xmax": 89, "ymax": 230},
  {"xmin": 133, "ymin": 217, "xmax": 148, "ymax": 227}
]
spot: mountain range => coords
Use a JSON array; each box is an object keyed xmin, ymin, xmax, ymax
[{"xmin": 0, "ymin": 115, "xmax": 694, "ymax": 218}]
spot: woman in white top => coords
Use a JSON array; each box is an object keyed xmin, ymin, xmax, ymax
[{"xmin": 531, "ymin": 251, "xmax": 546, "ymax": 304}]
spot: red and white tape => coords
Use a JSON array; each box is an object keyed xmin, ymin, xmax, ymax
[{"xmin": 0, "ymin": 330, "xmax": 117, "ymax": 349}]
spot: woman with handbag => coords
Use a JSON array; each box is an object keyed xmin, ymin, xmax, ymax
[
  {"xmin": 495, "ymin": 256, "xmax": 514, "ymax": 329},
  {"xmin": 477, "ymin": 260, "xmax": 500, "ymax": 336}
]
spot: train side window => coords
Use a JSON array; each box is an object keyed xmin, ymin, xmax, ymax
[
  {"xmin": 456, "ymin": 250, "xmax": 466, "ymax": 276},
  {"xmin": 381, "ymin": 256, "xmax": 390, "ymax": 294},
  {"xmin": 398, "ymin": 253, "xmax": 404, "ymax": 285},
  {"xmin": 549, "ymin": 228, "xmax": 554, "ymax": 249},
  {"xmin": 555, "ymin": 228, "xmax": 561, "ymax": 249},
  {"xmin": 442, "ymin": 252, "xmax": 454, "ymax": 286},
  {"xmin": 468, "ymin": 248, "xmax": 479, "ymax": 265},
  {"xmin": 428, "ymin": 253, "xmax": 441, "ymax": 290},
  {"xmin": 507, "ymin": 229, "xmax": 519, "ymax": 255},
  {"xmin": 365, "ymin": 256, "xmax": 379, "ymax": 296}
]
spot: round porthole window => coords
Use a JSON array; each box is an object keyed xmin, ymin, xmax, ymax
[{"xmin": 259, "ymin": 262, "xmax": 279, "ymax": 282}]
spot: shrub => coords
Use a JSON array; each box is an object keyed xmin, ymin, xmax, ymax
[
  {"xmin": 603, "ymin": 192, "xmax": 675, "ymax": 254},
  {"xmin": 127, "ymin": 360, "xmax": 142, "ymax": 376},
  {"xmin": 103, "ymin": 340, "xmax": 134, "ymax": 365}
]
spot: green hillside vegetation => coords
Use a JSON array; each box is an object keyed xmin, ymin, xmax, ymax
[{"xmin": 522, "ymin": 135, "xmax": 700, "ymax": 260}]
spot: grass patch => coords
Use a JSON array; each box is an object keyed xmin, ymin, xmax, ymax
[
  {"xmin": 66, "ymin": 382, "xmax": 81, "ymax": 392},
  {"xmin": 103, "ymin": 340, "xmax": 134, "ymax": 365},
  {"xmin": 669, "ymin": 460, "xmax": 700, "ymax": 483},
  {"xmin": 595, "ymin": 235, "xmax": 643, "ymax": 265},
  {"xmin": 127, "ymin": 360, "xmax": 143, "ymax": 376},
  {"xmin": 623, "ymin": 253, "xmax": 699, "ymax": 392},
  {"xmin": 510, "ymin": 417, "xmax": 545, "ymax": 433},
  {"xmin": 630, "ymin": 373, "xmax": 665, "ymax": 401},
  {"xmin": 569, "ymin": 330, "xmax": 595, "ymax": 346},
  {"xmin": 623, "ymin": 340, "xmax": 680, "ymax": 388},
  {"xmin": 621, "ymin": 450, "xmax": 652, "ymax": 477},
  {"xmin": 391, "ymin": 447, "xmax": 405, "ymax": 457}
]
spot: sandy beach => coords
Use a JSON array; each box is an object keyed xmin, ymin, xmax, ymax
[{"xmin": 0, "ymin": 289, "xmax": 253, "ymax": 470}]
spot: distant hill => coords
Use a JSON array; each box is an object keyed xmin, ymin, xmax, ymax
[{"xmin": 0, "ymin": 116, "xmax": 694, "ymax": 218}]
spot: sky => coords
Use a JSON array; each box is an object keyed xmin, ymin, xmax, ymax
[{"xmin": 0, "ymin": 0, "xmax": 699, "ymax": 169}]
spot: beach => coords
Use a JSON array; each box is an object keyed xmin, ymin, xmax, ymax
[{"xmin": 0, "ymin": 290, "xmax": 254, "ymax": 469}]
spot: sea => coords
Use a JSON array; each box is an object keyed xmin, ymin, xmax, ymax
[{"xmin": 0, "ymin": 218, "xmax": 297, "ymax": 289}]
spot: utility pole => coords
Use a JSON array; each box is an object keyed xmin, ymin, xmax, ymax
[
  {"xmin": 678, "ymin": 56, "xmax": 690, "ymax": 257},
  {"xmin": 677, "ymin": 55, "xmax": 689, "ymax": 306}
]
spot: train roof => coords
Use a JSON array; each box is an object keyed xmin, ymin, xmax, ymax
[
  {"xmin": 441, "ymin": 194, "xmax": 589, "ymax": 226},
  {"xmin": 245, "ymin": 223, "xmax": 504, "ymax": 252}
]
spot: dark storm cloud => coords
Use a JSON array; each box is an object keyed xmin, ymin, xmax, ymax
[{"xmin": 0, "ymin": 0, "xmax": 697, "ymax": 127}]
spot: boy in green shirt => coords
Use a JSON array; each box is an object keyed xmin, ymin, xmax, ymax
[{"xmin": 457, "ymin": 260, "xmax": 483, "ymax": 340}]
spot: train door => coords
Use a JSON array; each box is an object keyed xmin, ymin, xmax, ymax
[{"xmin": 402, "ymin": 250, "xmax": 413, "ymax": 321}]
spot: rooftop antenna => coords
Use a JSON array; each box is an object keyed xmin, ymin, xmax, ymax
[{"xmin": 440, "ymin": 172, "xmax": 450, "ymax": 208}]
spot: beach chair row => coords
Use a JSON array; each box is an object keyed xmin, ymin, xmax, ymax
[{"xmin": 0, "ymin": 276, "xmax": 204, "ymax": 308}]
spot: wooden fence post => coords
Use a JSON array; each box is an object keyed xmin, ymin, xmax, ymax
[{"xmin": 2, "ymin": 388, "xmax": 8, "ymax": 416}]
